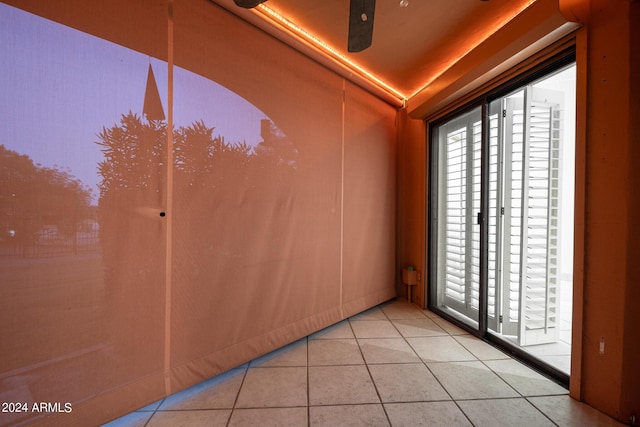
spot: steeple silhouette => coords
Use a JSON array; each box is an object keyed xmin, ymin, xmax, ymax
[{"xmin": 142, "ymin": 63, "xmax": 165, "ymax": 121}]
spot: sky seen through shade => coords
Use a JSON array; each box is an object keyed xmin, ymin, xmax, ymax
[{"xmin": 0, "ymin": 3, "xmax": 271, "ymax": 205}]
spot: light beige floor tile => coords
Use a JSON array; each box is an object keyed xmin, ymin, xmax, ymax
[
  {"xmin": 368, "ymin": 363, "xmax": 450, "ymax": 403},
  {"xmin": 421, "ymin": 309, "xmax": 441, "ymax": 319},
  {"xmin": 146, "ymin": 410, "xmax": 231, "ymax": 427},
  {"xmin": 358, "ymin": 338, "xmax": 421, "ymax": 364},
  {"xmin": 229, "ymin": 407, "xmax": 308, "ymax": 427},
  {"xmin": 310, "ymin": 320, "xmax": 355, "ymax": 340},
  {"xmin": 458, "ymin": 398, "xmax": 554, "ymax": 427},
  {"xmin": 533, "ymin": 353, "xmax": 572, "ymax": 375},
  {"xmin": 524, "ymin": 342, "xmax": 571, "ymax": 374},
  {"xmin": 528, "ymin": 395, "xmax": 627, "ymax": 426},
  {"xmin": 310, "ymin": 404, "xmax": 389, "ymax": 427},
  {"xmin": 236, "ymin": 367, "xmax": 307, "ymax": 408},
  {"xmin": 484, "ymin": 359, "xmax": 568, "ymax": 396},
  {"xmin": 159, "ymin": 367, "xmax": 245, "ymax": 410},
  {"xmin": 102, "ymin": 411, "xmax": 153, "ymax": 427},
  {"xmin": 250, "ymin": 339, "xmax": 308, "ymax": 367},
  {"xmin": 525, "ymin": 341, "xmax": 572, "ymax": 356},
  {"xmin": 392, "ymin": 318, "xmax": 448, "ymax": 337},
  {"xmin": 380, "ymin": 301, "xmax": 427, "ymax": 319},
  {"xmin": 453, "ymin": 334, "xmax": 511, "ymax": 360},
  {"xmin": 431, "ymin": 317, "xmax": 469, "ymax": 335},
  {"xmin": 349, "ymin": 307, "xmax": 387, "ymax": 321},
  {"xmin": 385, "ymin": 401, "xmax": 472, "ymax": 427},
  {"xmin": 350, "ymin": 320, "xmax": 401, "ymax": 338},
  {"xmin": 309, "ymin": 365, "xmax": 379, "ymax": 405},
  {"xmin": 308, "ymin": 339, "xmax": 364, "ymax": 366},
  {"xmin": 427, "ymin": 361, "xmax": 519, "ymax": 400},
  {"xmin": 407, "ymin": 336, "xmax": 477, "ymax": 362}
]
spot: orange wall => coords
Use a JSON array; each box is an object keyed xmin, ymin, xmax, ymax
[
  {"xmin": 579, "ymin": 0, "xmax": 639, "ymax": 421},
  {"xmin": 621, "ymin": 0, "xmax": 640, "ymax": 420},
  {"xmin": 622, "ymin": 0, "xmax": 640, "ymax": 421},
  {"xmin": 396, "ymin": 110, "xmax": 427, "ymax": 306}
]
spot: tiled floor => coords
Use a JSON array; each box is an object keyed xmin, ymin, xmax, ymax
[{"xmin": 104, "ymin": 299, "xmax": 624, "ymax": 427}]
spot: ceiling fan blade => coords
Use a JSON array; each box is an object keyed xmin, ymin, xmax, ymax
[
  {"xmin": 348, "ymin": 0, "xmax": 376, "ymax": 52},
  {"xmin": 232, "ymin": 0, "xmax": 267, "ymax": 8}
]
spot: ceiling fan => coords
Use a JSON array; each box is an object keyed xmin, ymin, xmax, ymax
[
  {"xmin": 231, "ymin": 0, "xmax": 377, "ymax": 52},
  {"xmin": 347, "ymin": 0, "xmax": 376, "ymax": 52}
]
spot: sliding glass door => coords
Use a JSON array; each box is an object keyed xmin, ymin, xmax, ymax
[
  {"xmin": 433, "ymin": 108, "xmax": 482, "ymax": 325},
  {"xmin": 430, "ymin": 63, "xmax": 575, "ymax": 378}
]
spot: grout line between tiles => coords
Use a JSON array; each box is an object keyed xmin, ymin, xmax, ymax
[
  {"xmin": 225, "ymin": 363, "xmax": 249, "ymax": 427},
  {"xmin": 392, "ymin": 307, "xmax": 478, "ymax": 427},
  {"xmin": 306, "ymin": 336, "xmax": 310, "ymax": 427},
  {"xmin": 525, "ymin": 396, "xmax": 563, "ymax": 427},
  {"xmin": 141, "ymin": 398, "xmax": 164, "ymax": 427},
  {"xmin": 355, "ymin": 327, "xmax": 392, "ymax": 426}
]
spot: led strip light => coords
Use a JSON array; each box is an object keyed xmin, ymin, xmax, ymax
[
  {"xmin": 406, "ymin": 0, "xmax": 538, "ymax": 100},
  {"xmin": 253, "ymin": 3, "xmax": 408, "ymax": 104},
  {"xmin": 238, "ymin": 0, "xmax": 538, "ymax": 107}
]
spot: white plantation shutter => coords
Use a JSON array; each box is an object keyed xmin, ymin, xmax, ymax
[
  {"xmin": 491, "ymin": 87, "xmax": 562, "ymax": 345},
  {"xmin": 437, "ymin": 108, "xmax": 482, "ymax": 322},
  {"xmin": 436, "ymin": 88, "xmax": 562, "ymax": 346},
  {"xmin": 443, "ymin": 127, "xmax": 468, "ymax": 308},
  {"xmin": 518, "ymin": 87, "xmax": 561, "ymax": 345}
]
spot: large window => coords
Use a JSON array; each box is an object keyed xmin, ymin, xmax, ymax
[{"xmin": 430, "ymin": 60, "xmax": 576, "ymax": 381}]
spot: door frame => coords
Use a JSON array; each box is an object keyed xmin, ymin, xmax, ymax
[{"xmin": 426, "ymin": 52, "xmax": 576, "ymax": 387}]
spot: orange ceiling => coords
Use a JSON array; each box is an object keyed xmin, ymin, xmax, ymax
[{"xmin": 214, "ymin": 0, "xmax": 536, "ymax": 98}]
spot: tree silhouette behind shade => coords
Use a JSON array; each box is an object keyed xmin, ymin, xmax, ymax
[
  {"xmin": 96, "ymin": 111, "xmax": 167, "ymax": 200},
  {"xmin": 96, "ymin": 112, "xmax": 295, "ymax": 202},
  {"xmin": 0, "ymin": 144, "xmax": 93, "ymax": 253},
  {"xmin": 95, "ymin": 111, "xmax": 296, "ymax": 290}
]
